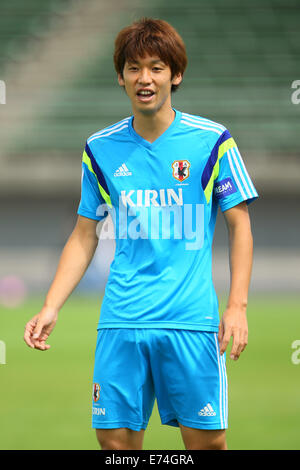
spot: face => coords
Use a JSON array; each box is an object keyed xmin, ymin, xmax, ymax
[{"xmin": 118, "ymin": 54, "xmax": 182, "ymax": 116}]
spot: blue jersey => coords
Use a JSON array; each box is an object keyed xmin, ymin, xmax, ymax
[{"xmin": 78, "ymin": 108, "xmax": 258, "ymax": 332}]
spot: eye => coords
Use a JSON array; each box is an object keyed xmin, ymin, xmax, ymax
[
  {"xmin": 153, "ymin": 67, "xmax": 163, "ymax": 71},
  {"xmin": 128, "ymin": 66, "xmax": 138, "ymax": 71}
]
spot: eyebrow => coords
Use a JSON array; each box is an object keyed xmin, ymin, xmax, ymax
[{"xmin": 127, "ymin": 59, "xmax": 165, "ymax": 65}]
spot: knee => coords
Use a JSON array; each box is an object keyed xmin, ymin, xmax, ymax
[
  {"xmin": 188, "ymin": 436, "xmax": 227, "ymax": 451},
  {"xmin": 99, "ymin": 438, "xmax": 128, "ymax": 450},
  {"xmin": 180, "ymin": 425, "xmax": 227, "ymax": 451},
  {"xmin": 96, "ymin": 429, "xmax": 142, "ymax": 450},
  {"xmin": 96, "ymin": 434, "xmax": 125, "ymax": 450}
]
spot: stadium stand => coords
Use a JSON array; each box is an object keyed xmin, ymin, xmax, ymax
[
  {"xmin": 0, "ymin": 0, "xmax": 299, "ymax": 293},
  {"xmin": 0, "ymin": 0, "xmax": 299, "ymax": 194},
  {"xmin": 0, "ymin": 0, "xmax": 72, "ymax": 68}
]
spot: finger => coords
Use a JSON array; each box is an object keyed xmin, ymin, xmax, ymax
[
  {"xmin": 220, "ymin": 328, "xmax": 232, "ymax": 355},
  {"xmin": 32, "ymin": 319, "xmax": 45, "ymax": 340},
  {"xmin": 230, "ymin": 329, "xmax": 241, "ymax": 360},
  {"xmin": 237, "ymin": 343, "xmax": 245, "ymax": 358},
  {"xmin": 24, "ymin": 322, "xmax": 37, "ymax": 348},
  {"xmin": 239, "ymin": 330, "xmax": 248, "ymax": 354},
  {"xmin": 24, "ymin": 319, "xmax": 37, "ymax": 336},
  {"xmin": 32, "ymin": 339, "xmax": 51, "ymax": 351},
  {"xmin": 218, "ymin": 322, "xmax": 224, "ymax": 345},
  {"xmin": 24, "ymin": 331, "xmax": 35, "ymax": 348},
  {"xmin": 39, "ymin": 333, "xmax": 49, "ymax": 342}
]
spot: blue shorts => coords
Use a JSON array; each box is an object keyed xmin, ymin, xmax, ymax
[{"xmin": 92, "ymin": 328, "xmax": 228, "ymax": 431}]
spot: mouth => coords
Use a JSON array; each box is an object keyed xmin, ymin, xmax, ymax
[{"xmin": 136, "ymin": 90, "xmax": 155, "ymax": 103}]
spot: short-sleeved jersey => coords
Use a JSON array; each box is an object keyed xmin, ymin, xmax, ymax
[{"xmin": 78, "ymin": 108, "xmax": 258, "ymax": 332}]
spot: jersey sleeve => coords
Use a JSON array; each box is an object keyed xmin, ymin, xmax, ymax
[
  {"xmin": 77, "ymin": 142, "xmax": 110, "ymax": 221},
  {"xmin": 202, "ymin": 129, "xmax": 258, "ymax": 212}
]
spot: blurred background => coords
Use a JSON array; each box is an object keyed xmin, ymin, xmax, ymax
[{"xmin": 0, "ymin": 0, "xmax": 299, "ymax": 450}]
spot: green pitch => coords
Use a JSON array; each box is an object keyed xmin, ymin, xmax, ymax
[{"xmin": 0, "ymin": 293, "xmax": 299, "ymax": 450}]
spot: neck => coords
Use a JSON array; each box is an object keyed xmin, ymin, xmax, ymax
[{"xmin": 132, "ymin": 105, "xmax": 175, "ymax": 143}]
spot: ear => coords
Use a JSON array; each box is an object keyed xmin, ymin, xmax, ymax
[
  {"xmin": 118, "ymin": 73, "xmax": 125, "ymax": 87},
  {"xmin": 171, "ymin": 73, "xmax": 183, "ymax": 87}
]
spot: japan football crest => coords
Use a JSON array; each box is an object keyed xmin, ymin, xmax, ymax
[
  {"xmin": 172, "ymin": 160, "xmax": 190, "ymax": 182},
  {"xmin": 93, "ymin": 383, "xmax": 101, "ymax": 402}
]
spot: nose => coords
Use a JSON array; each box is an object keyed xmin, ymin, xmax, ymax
[{"xmin": 138, "ymin": 67, "xmax": 152, "ymax": 85}]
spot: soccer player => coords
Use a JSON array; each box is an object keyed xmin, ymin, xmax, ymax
[{"xmin": 24, "ymin": 18, "xmax": 258, "ymax": 450}]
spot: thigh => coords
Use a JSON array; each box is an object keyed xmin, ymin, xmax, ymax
[
  {"xmin": 151, "ymin": 330, "xmax": 228, "ymax": 431},
  {"xmin": 92, "ymin": 328, "xmax": 155, "ymax": 432}
]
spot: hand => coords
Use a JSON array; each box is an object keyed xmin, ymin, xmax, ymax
[
  {"xmin": 24, "ymin": 306, "xmax": 58, "ymax": 351},
  {"xmin": 218, "ymin": 306, "xmax": 248, "ymax": 360}
]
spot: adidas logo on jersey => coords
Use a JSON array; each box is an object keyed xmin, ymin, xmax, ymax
[
  {"xmin": 198, "ymin": 403, "xmax": 216, "ymax": 417},
  {"xmin": 114, "ymin": 163, "xmax": 132, "ymax": 177}
]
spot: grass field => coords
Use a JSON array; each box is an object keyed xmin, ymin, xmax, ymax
[{"xmin": 0, "ymin": 293, "xmax": 299, "ymax": 450}]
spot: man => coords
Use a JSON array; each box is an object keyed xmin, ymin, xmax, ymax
[{"xmin": 24, "ymin": 18, "xmax": 258, "ymax": 450}]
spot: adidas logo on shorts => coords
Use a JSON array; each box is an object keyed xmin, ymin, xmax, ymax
[
  {"xmin": 198, "ymin": 403, "xmax": 216, "ymax": 417},
  {"xmin": 114, "ymin": 163, "xmax": 132, "ymax": 177}
]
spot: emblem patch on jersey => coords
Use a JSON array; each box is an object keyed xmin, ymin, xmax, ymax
[
  {"xmin": 214, "ymin": 177, "xmax": 237, "ymax": 199},
  {"xmin": 93, "ymin": 383, "xmax": 101, "ymax": 402},
  {"xmin": 172, "ymin": 160, "xmax": 190, "ymax": 182}
]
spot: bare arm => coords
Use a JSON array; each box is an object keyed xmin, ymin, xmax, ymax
[
  {"xmin": 24, "ymin": 215, "xmax": 102, "ymax": 350},
  {"xmin": 218, "ymin": 201, "xmax": 253, "ymax": 360}
]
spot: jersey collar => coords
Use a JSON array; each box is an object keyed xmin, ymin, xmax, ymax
[{"xmin": 128, "ymin": 108, "xmax": 181, "ymax": 149}]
